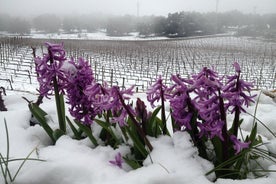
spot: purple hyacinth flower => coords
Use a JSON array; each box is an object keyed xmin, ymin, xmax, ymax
[
  {"xmin": 170, "ymin": 93, "xmax": 193, "ymax": 130},
  {"xmin": 169, "ymin": 74, "xmax": 200, "ymax": 130},
  {"xmin": 109, "ymin": 153, "xmax": 123, "ymax": 168},
  {"xmin": 223, "ymin": 62, "xmax": 256, "ymax": 114},
  {"xmin": 84, "ymin": 82, "xmax": 109, "ymax": 114},
  {"xmin": 64, "ymin": 57, "xmax": 96, "ymax": 124},
  {"xmin": 110, "ymin": 86, "xmax": 136, "ymax": 127},
  {"xmin": 103, "ymin": 86, "xmax": 132, "ymax": 110},
  {"xmin": 197, "ymin": 95, "xmax": 226, "ymax": 141},
  {"xmin": 208, "ymin": 120, "xmax": 225, "ymax": 140},
  {"xmin": 147, "ymin": 76, "xmax": 170, "ymax": 108},
  {"xmin": 45, "ymin": 42, "xmax": 66, "ymax": 62},
  {"xmin": 112, "ymin": 110, "xmax": 129, "ymax": 127},
  {"xmin": 230, "ymin": 135, "xmax": 251, "ymax": 155},
  {"xmin": 233, "ymin": 61, "xmax": 241, "ymax": 73},
  {"xmin": 35, "ymin": 42, "xmax": 67, "ymax": 98},
  {"xmin": 85, "ymin": 83, "xmax": 135, "ymax": 127},
  {"xmin": 188, "ymin": 67, "xmax": 227, "ymax": 141},
  {"xmin": 197, "ymin": 120, "xmax": 225, "ymax": 141},
  {"xmin": 192, "ymin": 67, "xmax": 223, "ymax": 101}
]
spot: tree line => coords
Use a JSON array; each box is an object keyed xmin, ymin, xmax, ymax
[
  {"xmin": 0, "ymin": 14, "xmax": 31, "ymax": 34},
  {"xmin": 0, "ymin": 11, "xmax": 275, "ymax": 38}
]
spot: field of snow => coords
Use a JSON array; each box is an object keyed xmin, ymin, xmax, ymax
[
  {"xmin": 0, "ymin": 31, "xmax": 169, "ymax": 41},
  {"xmin": 0, "ymin": 89, "xmax": 276, "ymax": 184},
  {"xmin": 0, "ymin": 35, "xmax": 276, "ymax": 183},
  {"xmin": 0, "ymin": 36, "xmax": 275, "ymax": 93}
]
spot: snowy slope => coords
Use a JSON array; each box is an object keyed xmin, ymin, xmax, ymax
[{"xmin": 0, "ymin": 90, "xmax": 276, "ymax": 184}]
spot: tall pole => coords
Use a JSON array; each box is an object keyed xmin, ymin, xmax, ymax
[
  {"xmin": 216, "ymin": 0, "xmax": 219, "ymax": 33},
  {"xmin": 137, "ymin": 0, "xmax": 140, "ymax": 17}
]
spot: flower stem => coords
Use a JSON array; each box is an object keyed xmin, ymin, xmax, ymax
[
  {"xmin": 117, "ymin": 91, "xmax": 153, "ymax": 151},
  {"xmin": 53, "ymin": 77, "xmax": 66, "ymax": 133},
  {"xmin": 233, "ymin": 72, "xmax": 240, "ymax": 137},
  {"xmin": 160, "ymin": 85, "xmax": 167, "ymax": 135},
  {"xmin": 49, "ymin": 48, "xmax": 66, "ymax": 133},
  {"xmin": 233, "ymin": 106, "xmax": 240, "ymax": 136},
  {"xmin": 186, "ymin": 93, "xmax": 207, "ymax": 159},
  {"xmin": 218, "ymin": 91, "xmax": 229, "ymax": 162}
]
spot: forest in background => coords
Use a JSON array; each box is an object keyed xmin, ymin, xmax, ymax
[{"xmin": 0, "ymin": 11, "xmax": 276, "ymax": 38}]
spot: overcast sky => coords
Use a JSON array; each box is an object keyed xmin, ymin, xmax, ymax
[{"xmin": 1, "ymin": 0, "xmax": 276, "ymax": 17}]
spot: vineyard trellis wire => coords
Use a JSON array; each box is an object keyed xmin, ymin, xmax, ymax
[{"xmin": 0, "ymin": 36, "xmax": 275, "ymax": 93}]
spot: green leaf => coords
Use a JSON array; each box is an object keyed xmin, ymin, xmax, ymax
[
  {"xmin": 151, "ymin": 117, "xmax": 162, "ymax": 137},
  {"xmin": 3, "ymin": 119, "xmax": 13, "ymax": 182},
  {"xmin": 28, "ymin": 103, "xmax": 54, "ymax": 142},
  {"xmin": 1, "ymin": 119, "xmax": 45, "ymax": 183},
  {"xmin": 5, "ymin": 158, "xmax": 45, "ymax": 163},
  {"xmin": 233, "ymin": 155, "xmax": 247, "ymax": 178},
  {"xmin": 125, "ymin": 126, "xmax": 148, "ymax": 158},
  {"xmin": 94, "ymin": 118, "xmax": 112, "ymax": 130},
  {"xmin": 249, "ymin": 123, "xmax": 257, "ymax": 144},
  {"xmin": 53, "ymin": 78, "xmax": 66, "ymax": 133},
  {"xmin": 94, "ymin": 119, "xmax": 120, "ymax": 146},
  {"xmin": 148, "ymin": 106, "xmax": 162, "ymax": 125},
  {"xmin": 123, "ymin": 156, "xmax": 142, "ymax": 169},
  {"xmin": 98, "ymin": 126, "xmax": 119, "ymax": 148},
  {"xmin": 11, "ymin": 147, "xmax": 44, "ymax": 182},
  {"xmin": 74, "ymin": 120, "xmax": 98, "ymax": 147},
  {"xmin": 229, "ymin": 119, "xmax": 243, "ymax": 135},
  {"xmin": 52, "ymin": 129, "xmax": 65, "ymax": 141},
  {"xmin": 206, "ymin": 148, "xmax": 251, "ymax": 179},
  {"xmin": 66, "ymin": 116, "xmax": 82, "ymax": 140},
  {"xmin": 211, "ymin": 137, "xmax": 224, "ymax": 164},
  {"xmin": 29, "ymin": 103, "xmax": 47, "ymax": 117},
  {"xmin": 206, "ymin": 152, "xmax": 243, "ymax": 176},
  {"xmin": 147, "ymin": 106, "xmax": 163, "ymax": 137},
  {"xmin": 170, "ymin": 108, "xmax": 180, "ymax": 132},
  {"xmin": 0, "ymin": 152, "xmax": 11, "ymax": 182},
  {"xmin": 120, "ymin": 126, "xmax": 129, "ymax": 142},
  {"xmin": 246, "ymin": 112, "xmax": 276, "ymax": 138}
]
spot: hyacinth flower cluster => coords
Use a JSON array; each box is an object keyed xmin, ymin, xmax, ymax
[
  {"xmin": 147, "ymin": 76, "xmax": 171, "ymax": 135},
  {"xmin": 35, "ymin": 42, "xmax": 67, "ymax": 97},
  {"xmin": 164, "ymin": 63, "xmax": 256, "ymax": 178},
  {"xmin": 33, "ymin": 42, "xmax": 67, "ymax": 136},
  {"xmin": 64, "ymin": 57, "xmax": 96, "ymax": 125},
  {"xmin": 31, "ymin": 42, "xmax": 153, "ymax": 155},
  {"xmin": 30, "ymin": 42, "xmax": 271, "ymax": 180}
]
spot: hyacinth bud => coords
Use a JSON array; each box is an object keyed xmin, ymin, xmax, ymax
[
  {"xmin": 0, "ymin": 90, "xmax": 7, "ymax": 111},
  {"xmin": 135, "ymin": 98, "xmax": 148, "ymax": 122},
  {"xmin": 233, "ymin": 61, "xmax": 241, "ymax": 73}
]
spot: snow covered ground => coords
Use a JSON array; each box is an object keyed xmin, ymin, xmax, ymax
[
  {"xmin": 1, "ymin": 36, "xmax": 275, "ymax": 93},
  {"xmin": 0, "ymin": 35, "xmax": 276, "ymax": 183},
  {"xmin": 0, "ymin": 31, "xmax": 169, "ymax": 41},
  {"xmin": 0, "ymin": 89, "xmax": 276, "ymax": 184}
]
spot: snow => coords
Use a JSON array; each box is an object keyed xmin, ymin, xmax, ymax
[
  {"xmin": 0, "ymin": 31, "xmax": 169, "ymax": 41},
  {"xmin": 1, "ymin": 36, "xmax": 275, "ymax": 94},
  {"xmin": 0, "ymin": 34, "xmax": 276, "ymax": 183},
  {"xmin": 1, "ymin": 89, "xmax": 276, "ymax": 184}
]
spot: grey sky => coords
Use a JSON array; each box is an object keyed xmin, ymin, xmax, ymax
[{"xmin": 0, "ymin": 0, "xmax": 276, "ymax": 17}]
